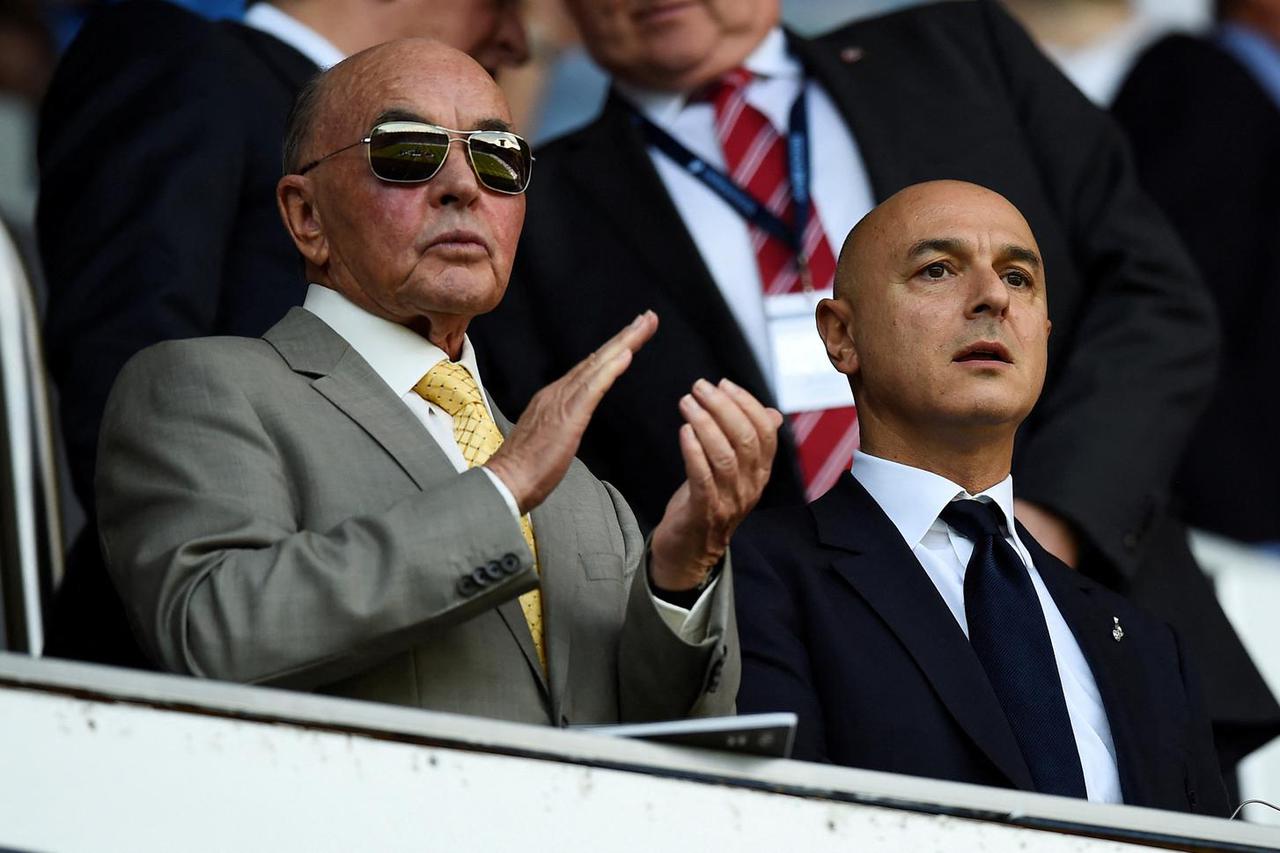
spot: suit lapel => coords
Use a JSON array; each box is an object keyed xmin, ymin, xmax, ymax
[
  {"xmin": 792, "ymin": 26, "xmax": 995, "ymax": 206},
  {"xmin": 817, "ymin": 474, "xmax": 1034, "ymax": 790},
  {"xmin": 492, "ymin": 596, "xmax": 549, "ymax": 698},
  {"xmin": 491, "ymin": 405, "xmax": 557, "ymax": 699},
  {"xmin": 226, "ymin": 21, "xmax": 319, "ymax": 92},
  {"xmin": 265, "ymin": 310, "xmax": 554, "ymax": 702},
  {"xmin": 559, "ymin": 94, "xmax": 778, "ymax": 409},
  {"xmin": 529, "ymin": 482, "xmax": 577, "ymax": 718},
  {"xmin": 1027, "ymin": 533, "xmax": 1152, "ymax": 805},
  {"xmin": 264, "ymin": 309, "xmax": 459, "ymax": 492},
  {"xmin": 790, "ymin": 29, "xmax": 902, "ymax": 205}
]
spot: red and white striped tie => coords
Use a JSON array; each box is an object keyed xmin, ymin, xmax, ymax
[{"xmin": 708, "ymin": 67, "xmax": 858, "ymax": 500}]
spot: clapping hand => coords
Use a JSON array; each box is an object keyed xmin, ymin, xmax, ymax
[
  {"xmin": 487, "ymin": 311, "xmax": 658, "ymax": 513},
  {"xmin": 649, "ymin": 378, "xmax": 783, "ymax": 591}
]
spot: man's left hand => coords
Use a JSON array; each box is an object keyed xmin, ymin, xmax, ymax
[
  {"xmin": 1013, "ymin": 498, "xmax": 1080, "ymax": 569},
  {"xmin": 649, "ymin": 378, "xmax": 783, "ymax": 591}
]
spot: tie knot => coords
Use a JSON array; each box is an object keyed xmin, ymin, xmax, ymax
[
  {"xmin": 415, "ymin": 360, "xmax": 485, "ymax": 417},
  {"xmin": 940, "ymin": 499, "xmax": 1006, "ymax": 542},
  {"xmin": 699, "ymin": 66, "xmax": 754, "ymax": 106}
]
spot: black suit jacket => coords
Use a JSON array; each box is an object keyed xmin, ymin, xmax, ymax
[
  {"xmin": 733, "ymin": 473, "xmax": 1230, "ymax": 816},
  {"xmin": 471, "ymin": 0, "xmax": 1280, "ymax": 747},
  {"xmin": 37, "ymin": 0, "xmax": 317, "ymax": 664},
  {"xmin": 1113, "ymin": 35, "xmax": 1280, "ymax": 544}
]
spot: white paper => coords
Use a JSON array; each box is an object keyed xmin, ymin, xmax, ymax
[{"xmin": 765, "ymin": 289, "xmax": 854, "ymax": 413}]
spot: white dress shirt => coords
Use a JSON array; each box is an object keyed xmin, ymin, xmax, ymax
[
  {"xmin": 301, "ymin": 285, "xmax": 713, "ymax": 632},
  {"xmin": 303, "ymin": 283, "xmax": 522, "ymax": 512},
  {"xmin": 616, "ymin": 27, "xmax": 874, "ymax": 391},
  {"xmin": 243, "ymin": 3, "xmax": 345, "ymax": 70},
  {"xmin": 851, "ymin": 450, "xmax": 1123, "ymax": 804}
]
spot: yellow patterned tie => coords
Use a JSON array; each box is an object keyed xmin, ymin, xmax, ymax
[{"xmin": 414, "ymin": 360, "xmax": 545, "ymax": 673}]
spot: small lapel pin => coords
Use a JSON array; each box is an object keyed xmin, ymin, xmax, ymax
[
  {"xmin": 840, "ymin": 46, "xmax": 865, "ymax": 64},
  {"xmin": 1112, "ymin": 617, "xmax": 1125, "ymax": 642}
]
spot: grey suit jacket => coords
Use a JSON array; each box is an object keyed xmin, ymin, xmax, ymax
[{"xmin": 96, "ymin": 307, "xmax": 738, "ymax": 725}]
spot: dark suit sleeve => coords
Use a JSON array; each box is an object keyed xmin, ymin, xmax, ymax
[
  {"xmin": 1170, "ymin": 627, "xmax": 1232, "ymax": 817},
  {"xmin": 975, "ymin": 2, "xmax": 1219, "ymax": 580},
  {"xmin": 733, "ymin": 532, "xmax": 830, "ymax": 762},
  {"xmin": 38, "ymin": 2, "xmax": 254, "ymax": 512},
  {"xmin": 1113, "ymin": 38, "xmax": 1280, "ymax": 543}
]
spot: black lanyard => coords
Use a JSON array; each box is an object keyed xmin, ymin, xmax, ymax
[{"xmin": 633, "ymin": 87, "xmax": 812, "ymax": 257}]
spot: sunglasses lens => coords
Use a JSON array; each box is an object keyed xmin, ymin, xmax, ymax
[
  {"xmin": 368, "ymin": 123, "xmax": 450, "ymax": 182},
  {"xmin": 468, "ymin": 131, "xmax": 532, "ymax": 194},
  {"xmin": 364, "ymin": 123, "xmax": 531, "ymax": 193}
]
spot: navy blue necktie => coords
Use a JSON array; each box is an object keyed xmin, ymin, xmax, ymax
[{"xmin": 941, "ymin": 499, "xmax": 1088, "ymax": 798}]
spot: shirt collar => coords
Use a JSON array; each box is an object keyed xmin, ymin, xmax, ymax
[
  {"xmin": 614, "ymin": 27, "xmax": 799, "ymax": 126},
  {"xmin": 243, "ymin": 3, "xmax": 345, "ymax": 70},
  {"xmin": 850, "ymin": 450, "xmax": 1017, "ymax": 549},
  {"xmin": 301, "ymin": 283, "xmax": 485, "ymax": 397}
]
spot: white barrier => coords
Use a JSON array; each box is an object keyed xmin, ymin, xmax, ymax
[
  {"xmin": 0, "ymin": 653, "xmax": 1276, "ymax": 852},
  {"xmin": 0, "ymin": 222, "xmax": 61, "ymax": 654},
  {"xmin": 1190, "ymin": 530, "xmax": 1280, "ymax": 826}
]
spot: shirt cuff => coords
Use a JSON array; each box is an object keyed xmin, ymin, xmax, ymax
[
  {"xmin": 652, "ymin": 576, "xmax": 720, "ymax": 643},
  {"xmin": 480, "ymin": 466, "xmax": 522, "ymax": 520}
]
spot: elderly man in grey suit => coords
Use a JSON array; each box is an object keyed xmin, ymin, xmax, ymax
[{"xmin": 94, "ymin": 38, "xmax": 781, "ymax": 725}]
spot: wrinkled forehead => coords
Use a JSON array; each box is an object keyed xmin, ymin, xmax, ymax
[
  {"xmin": 839, "ymin": 186, "xmax": 1038, "ymax": 300},
  {"xmin": 319, "ymin": 43, "xmax": 512, "ymax": 145},
  {"xmin": 882, "ymin": 194, "xmax": 1038, "ymax": 260}
]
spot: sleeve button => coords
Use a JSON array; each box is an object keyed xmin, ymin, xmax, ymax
[{"xmin": 707, "ymin": 658, "xmax": 725, "ymax": 692}]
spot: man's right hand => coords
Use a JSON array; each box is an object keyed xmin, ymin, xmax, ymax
[{"xmin": 486, "ymin": 311, "xmax": 658, "ymax": 514}]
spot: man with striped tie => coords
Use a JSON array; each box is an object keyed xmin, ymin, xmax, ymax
[
  {"xmin": 469, "ymin": 0, "xmax": 1279, "ymax": 776},
  {"xmin": 733, "ymin": 180, "xmax": 1229, "ymax": 815},
  {"xmin": 94, "ymin": 38, "xmax": 780, "ymax": 725}
]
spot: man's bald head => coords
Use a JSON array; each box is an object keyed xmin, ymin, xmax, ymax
[
  {"xmin": 835, "ymin": 180, "xmax": 1040, "ymax": 306},
  {"xmin": 816, "ymin": 179, "xmax": 1050, "ymax": 453},
  {"xmin": 284, "ymin": 39, "xmax": 500, "ymax": 175},
  {"xmin": 275, "ymin": 38, "xmax": 526, "ymax": 355}
]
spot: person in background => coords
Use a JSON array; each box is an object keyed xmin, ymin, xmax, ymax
[
  {"xmin": 468, "ymin": 0, "xmax": 1280, "ymax": 779},
  {"xmin": 1002, "ymin": 0, "xmax": 1162, "ymax": 105},
  {"xmin": 0, "ymin": 0, "xmax": 53, "ymax": 286},
  {"xmin": 36, "ymin": 0, "xmax": 527, "ymax": 669},
  {"xmin": 1113, "ymin": 0, "xmax": 1280, "ymax": 561}
]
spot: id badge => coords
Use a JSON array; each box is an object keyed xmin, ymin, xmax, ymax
[{"xmin": 765, "ymin": 289, "xmax": 854, "ymax": 414}]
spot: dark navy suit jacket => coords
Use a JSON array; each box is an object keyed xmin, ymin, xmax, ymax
[
  {"xmin": 1114, "ymin": 35, "xmax": 1280, "ymax": 545},
  {"xmin": 470, "ymin": 0, "xmax": 1279, "ymax": 752},
  {"xmin": 733, "ymin": 473, "xmax": 1229, "ymax": 815}
]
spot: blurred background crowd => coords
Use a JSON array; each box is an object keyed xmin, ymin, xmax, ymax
[
  {"xmin": 0, "ymin": 0, "xmax": 1228, "ymax": 289},
  {"xmin": 6, "ymin": 0, "xmax": 1272, "ymax": 539}
]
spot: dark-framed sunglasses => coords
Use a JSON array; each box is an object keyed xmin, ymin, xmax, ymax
[{"xmin": 296, "ymin": 120, "xmax": 534, "ymax": 195}]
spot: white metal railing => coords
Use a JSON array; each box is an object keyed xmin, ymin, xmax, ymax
[
  {"xmin": 1190, "ymin": 530, "xmax": 1280, "ymax": 826},
  {"xmin": 0, "ymin": 221, "xmax": 62, "ymax": 655},
  {"xmin": 1, "ymin": 652, "xmax": 1277, "ymax": 852}
]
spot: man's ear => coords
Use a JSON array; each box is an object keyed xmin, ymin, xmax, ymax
[
  {"xmin": 277, "ymin": 174, "xmax": 329, "ymax": 268},
  {"xmin": 816, "ymin": 297, "xmax": 859, "ymax": 376}
]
